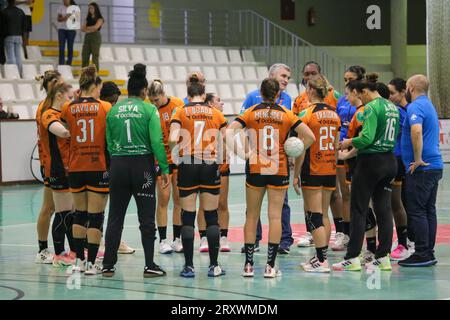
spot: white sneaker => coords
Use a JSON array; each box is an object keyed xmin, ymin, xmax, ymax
[
  {"xmin": 360, "ymin": 250, "xmax": 375, "ymax": 266},
  {"xmin": 220, "ymin": 236, "xmax": 231, "ymax": 252},
  {"xmin": 85, "ymin": 261, "xmax": 98, "ymax": 276},
  {"xmin": 331, "ymin": 233, "xmax": 348, "ymax": 251},
  {"xmin": 408, "ymin": 240, "xmax": 415, "ymax": 255},
  {"xmin": 171, "ymin": 237, "xmax": 183, "ymax": 253},
  {"xmin": 332, "ymin": 257, "xmax": 362, "ymax": 271},
  {"xmin": 264, "ymin": 264, "xmax": 282, "ymax": 278},
  {"xmin": 297, "ymin": 232, "xmax": 314, "ymax": 247},
  {"xmin": 365, "ymin": 255, "xmax": 392, "ymax": 271},
  {"xmin": 302, "ymin": 256, "xmax": 331, "ymax": 273},
  {"xmin": 242, "ymin": 263, "xmax": 254, "ymax": 278},
  {"xmin": 66, "ymin": 258, "xmax": 85, "ymax": 275},
  {"xmin": 35, "ymin": 249, "xmax": 53, "ymax": 264},
  {"xmin": 118, "ymin": 240, "xmax": 135, "ymax": 254},
  {"xmin": 159, "ymin": 239, "xmax": 173, "ymax": 254},
  {"xmin": 199, "ymin": 236, "xmax": 209, "ymax": 253}
]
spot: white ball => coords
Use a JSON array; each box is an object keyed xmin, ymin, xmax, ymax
[{"xmin": 284, "ymin": 137, "xmax": 305, "ymax": 158}]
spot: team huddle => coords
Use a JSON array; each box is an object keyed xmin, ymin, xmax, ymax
[{"xmin": 33, "ymin": 58, "xmax": 442, "ymax": 279}]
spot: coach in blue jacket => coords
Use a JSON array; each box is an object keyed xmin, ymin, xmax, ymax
[{"xmin": 240, "ymin": 63, "xmax": 294, "ymax": 254}]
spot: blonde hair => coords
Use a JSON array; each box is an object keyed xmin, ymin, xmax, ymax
[
  {"xmin": 41, "ymin": 81, "xmax": 71, "ymax": 117},
  {"xmin": 307, "ymin": 74, "xmax": 329, "ymax": 100},
  {"xmin": 35, "ymin": 70, "xmax": 62, "ymax": 93},
  {"xmin": 186, "ymin": 71, "xmax": 205, "ymax": 85},
  {"xmin": 79, "ymin": 65, "xmax": 97, "ymax": 91},
  {"xmin": 148, "ymin": 79, "xmax": 165, "ymax": 97}
]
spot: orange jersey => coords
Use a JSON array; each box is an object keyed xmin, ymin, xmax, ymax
[
  {"xmin": 293, "ymin": 89, "xmax": 340, "ymax": 115},
  {"xmin": 36, "ymin": 100, "xmax": 47, "ymax": 168},
  {"xmin": 61, "ymin": 97, "xmax": 112, "ymax": 172},
  {"xmin": 347, "ymin": 105, "xmax": 365, "ymax": 139},
  {"xmin": 157, "ymin": 96, "xmax": 184, "ymax": 164},
  {"xmin": 236, "ymin": 103, "xmax": 302, "ymax": 176},
  {"xmin": 40, "ymin": 108, "xmax": 70, "ymax": 178},
  {"xmin": 299, "ymin": 103, "xmax": 341, "ymax": 176},
  {"xmin": 170, "ymin": 102, "xmax": 227, "ymax": 161}
]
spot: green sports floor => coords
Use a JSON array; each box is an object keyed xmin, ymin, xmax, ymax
[{"xmin": 1, "ymin": 165, "xmax": 450, "ymax": 300}]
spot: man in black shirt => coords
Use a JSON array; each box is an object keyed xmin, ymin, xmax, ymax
[{"xmin": 2, "ymin": 0, "xmax": 26, "ymax": 75}]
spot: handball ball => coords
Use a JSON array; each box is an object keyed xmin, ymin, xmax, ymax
[{"xmin": 284, "ymin": 137, "xmax": 305, "ymax": 158}]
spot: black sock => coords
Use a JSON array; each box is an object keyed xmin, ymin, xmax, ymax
[
  {"xmin": 199, "ymin": 230, "xmax": 207, "ymax": 238},
  {"xmin": 220, "ymin": 229, "xmax": 228, "ymax": 238},
  {"xmin": 64, "ymin": 211, "xmax": 75, "ymax": 252},
  {"xmin": 207, "ymin": 225, "xmax": 220, "ymax": 266},
  {"xmin": 173, "ymin": 225, "xmax": 182, "ymax": 240},
  {"xmin": 366, "ymin": 237, "xmax": 377, "ymax": 254},
  {"xmin": 305, "ymin": 215, "xmax": 311, "ymax": 233},
  {"xmin": 52, "ymin": 211, "xmax": 67, "ymax": 255},
  {"xmin": 87, "ymin": 243, "xmax": 100, "ymax": 264},
  {"xmin": 316, "ymin": 246, "xmax": 328, "ymax": 263},
  {"xmin": 245, "ymin": 243, "xmax": 255, "ymax": 266},
  {"xmin": 334, "ymin": 218, "xmax": 343, "ymax": 233},
  {"xmin": 343, "ymin": 222, "xmax": 350, "ymax": 236},
  {"xmin": 158, "ymin": 226, "xmax": 167, "ymax": 242},
  {"xmin": 396, "ymin": 225, "xmax": 408, "ymax": 247},
  {"xmin": 38, "ymin": 240, "xmax": 48, "ymax": 253},
  {"xmin": 181, "ymin": 226, "xmax": 195, "ymax": 267},
  {"xmin": 73, "ymin": 238, "xmax": 85, "ymax": 260},
  {"xmin": 267, "ymin": 243, "xmax": 279, "ymax": 268}
]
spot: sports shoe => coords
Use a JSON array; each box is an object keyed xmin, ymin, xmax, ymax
[
  {"xmin": 159, "ymin": 239, "xmax": 173, "ymax": 254},
  {"xmin": 391, "ymin": 244, "xmax": 411, "ymax": 261},
  {"xmin": 240, "ymin": 241, "xmax": 260, "ymax": 253},
  {"xmin": 35, "ymin": 249, "xmax": 53, "ymax": 264},
  {"xmin": 180, "ymin": 266, "xmax": 195, "ymax": 278},
  {"xmin": 52, "ymin": 252, "xmax": 75, "ymax": 267},
  {"xmin": 278, "ymin": 246, "xmax": 290, "ymax": 255},
  {"xmin": 68, "ymin": 251, "xmax": 77, "ymax": 260},
  {"xmin": 66, "ymin": 258, "xmax": 86, "ymax": 275},
  {"xmin": 408, "ymin": 240, "xmax": 415, "ymax": 255},
  {"xmin": 84, "ymin": 248, "xmax": 104, "ymax": 261},
  {"xmin": 208, "ymin": 265, "xmax": 226, "ymax": 277},
  {"xmin": 144, "ymin": 264, "xmax": 167, "ymax": 278},
  {"xmin": 360, "ymin": 250, "xmax": 375, "ymax": 265},
  {"xmin": 302, "ymin": 256, "xmax": 330, "ymax": 273},
  {"xmin": 102, "ymin": 266, "xmax": 116, "ymax": 277},
  {"xmin": 264, "ymin": 264, "xmax": 282, "ymax": 278},
  {"xmin": 242, "ymin": 263, "xmax": 254, "ymax": 277},
  {"xmin": 199, "ymin": 237, "xmax": 209, "ymax": 253},
  {"xmin": 118, "ymin": 241, "xmax": 135, "ymax": 254},
  {"xmin": 85, "ymin": 261, "xmax": 98, "ymax": 275},
  {"xmin": 398, "ymin": 254, "xmax": 436, "ymax": 267},
  {"xmin": 332, "ymin": 257, "xmax": 362, "ymax": 271},
  {"xmin": 171, "ymin": 237, "xmax": 183, "ymax": 253},
  {"xmin": 331, "ymin": 233, "xmax": 348, "ymax": 251},
  {"xmin": 297, "ymin": 232, "xmax": 314, "ymax": 247},
  {"xmin": 220, "ymin": 237, "xmax": 231, "ymax": 252},
  {"xmin": 366, "ymin": 255, "xmax": 392, "ymax": 271}
]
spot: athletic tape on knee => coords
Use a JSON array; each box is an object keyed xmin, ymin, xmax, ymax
[
  {"xmin": 305, "ymin": 211, "xmax": 324, "ymax": 231},
  {"xmin": 365, "ymin": 208, "xmax": 377, "ymax": 231},
  {"xmin": 73, "ymin": 211, "xmax": 88, "ymax": 227},
  {"xmin": 87, "ymin": 212, "xmax": 105, "ymax": 230},
  {"xmin": 181, "ymin": 210, "xmax": 196, "ymax": 227},
  {"xmin": 204, "ymin": 209, "xmax": 219, "ymax": 227}
]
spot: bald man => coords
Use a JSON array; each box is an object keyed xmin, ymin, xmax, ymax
[{"xmin": 399, "ymin": 75, "xmax": 443, "ymax": 267}]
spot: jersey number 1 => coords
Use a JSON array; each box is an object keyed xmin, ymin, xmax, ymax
[{"xmin": 76, "ymin": 119, "xmax": 95, "ymax": 143}]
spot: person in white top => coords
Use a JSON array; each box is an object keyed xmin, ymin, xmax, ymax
[
  {"xmin": 57, "ymin": 0, "xmax": 80, "ymax": 65},
  {"xmin": 15, "ymin": 0, "xmax": 33, "ymax": 59}
]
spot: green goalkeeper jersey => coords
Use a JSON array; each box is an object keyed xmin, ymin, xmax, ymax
[
  {"xmin": 106, "ymin": 98, "xmax": 169, "ymax": 174},
  {"xmin": 352, "ymin": 97, "xmax": 399, "ymax": 154}
]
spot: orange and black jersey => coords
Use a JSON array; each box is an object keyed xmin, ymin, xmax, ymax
[
  {"xmin": 36, "ymin": 100, "xmax": 47, "ymax": 168},
  {"xmin": 61, "ymin": 97, "xmax": 112, "ymax": 172},
  {"xmin": 293, "ymin": 89, "xmax": 341, "ymax": 115},
  {"xmin": 39, "ymin": 108, "xmax": 70, "ymax": 178},
  {"xmin": 236, "ymin": 102, "xmax": 302, "ymax": 176},
  {"xmin": 298, "ymin": 103, "xmax": 341, "ymax": 176},
  {"xmin": 347, "ymin": 105, "xmax": 365, "ymax": 139},
  {"xmin": 170, "ymin": 102, "xmax": 227, "ymax": 161},
  {"xmin": 157, "ymin": 96, "xmax": 184, "ymax": 164}
]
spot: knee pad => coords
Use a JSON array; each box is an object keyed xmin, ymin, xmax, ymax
[
  {"xmin": 181, "ymin": 210, "xmax": 196, "ymax": 227},
  {"xmin": 181, "ymin": 225, "xmax": 195, "ymax": 241},
  {"xmin": 204, "ymin": 209, "xmax": 219, "ymax": 227},
  {"xmin": 87, "ymin": 213, "xmax": 105, "ymax": 231},
  {"xmin": 73, "ymin": 211, "xmax": 88, "ymax": 227},
  {"xmin": 305, "ymin": 211, "xmax": 324, "ymax": 231},
  {"xmin": 365, "ymin": 208, "xmax": 377, "ymax": 231}
]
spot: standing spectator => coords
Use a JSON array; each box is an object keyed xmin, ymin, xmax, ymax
[
  {"xmin": 0, "ymin": 1, "xmax": 6, "ymax": 65},
  {"xmin": 81, "ymin": 2, "xmax": 103, "ymax": 71},
  {"xmin": 15, "ymin": 0, "xmax": 33, "ymax": 59},
  {"xmin": 57, "ymin": 0, "xmax": 79, "ymax": 66},
  {"xmin": 399, "ymin": 75, "xmax": 444, "ymax": 267},
  {"xmin": 3, "ymin": 0, "xmax": 26, "ymax": 76}
]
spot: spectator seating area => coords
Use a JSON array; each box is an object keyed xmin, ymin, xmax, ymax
[{"xmin": 0, "ymin": 41, "xmax": 304, "ymax": 119}]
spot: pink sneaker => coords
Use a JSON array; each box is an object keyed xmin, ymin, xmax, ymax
[
  {"xmin": 68, "ymin": 251, "xmax": 77, "ymax": 260},
  {"xmin": 391, "ymin": 244, "xmax": 410, "ymax": 261},
  {"xmin": 52, "ymin": 253, "xmax": 75, "ymax": 267}
]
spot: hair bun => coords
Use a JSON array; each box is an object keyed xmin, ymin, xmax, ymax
[
  {"xmin": 35, "ymin": 75, "xmax": 44, "ymax": 82},
  {"xmin": 188, "ymin": 74, "xmax": 200, "ymax": 84},
  {"xmin": 366, "ymin": 72, "xmax": 379, "ymax": 84},
  {"xmin": 130, "ymin": 63, "xmax": 147, "ymax": 78}
]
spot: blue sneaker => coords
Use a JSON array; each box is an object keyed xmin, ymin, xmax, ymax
[
  {"xmin": 398, "ymin": 254, "xmax": 435, "ymax": 267},
  {"xmin": 208, "ymin": 265, "xmax": 226, "ymax": 277},
  {"xmin": 180, "ymin": 266, "xmax": 195, "ymax": 278}
]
